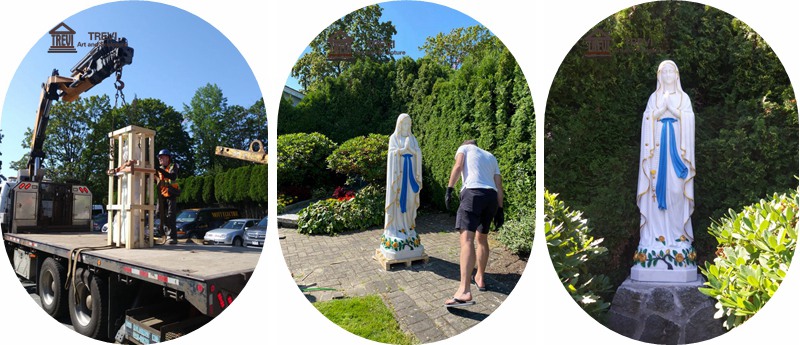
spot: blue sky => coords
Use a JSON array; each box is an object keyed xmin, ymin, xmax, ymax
[
  {"xmin": 284, "ymin": 1, "xmax": 484, "ymax": 91},
  {"xmin": 0, "ymin": 1, "xmax": 262, "ymax": 179},
  {"xmin": 0, "ymin": 1, "xmax": 484, "ymax": 179}
]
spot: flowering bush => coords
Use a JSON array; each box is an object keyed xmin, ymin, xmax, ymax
[
  {"xmin": 277, "ymin": 194, "xmax": 297, "ymax": 215},
  {"xmin": 699, "ymin": 188, "xmax": 797, "ymax": 330}
]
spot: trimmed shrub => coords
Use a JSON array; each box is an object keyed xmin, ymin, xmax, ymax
[
  {"xmin": 169, "ymin": 165, "xmax": 267, "ymax": 207},
  {"xmin": 234, "ymin": 166, "xmax": 252, "ymax": 203},
  {"xmin": 214, "ymin": 171, "xmax": 227, "ymax": 203},
  {"xmin": 277, "ymin": 132, "xmax": 336, "ymax": 198},
  {"xmin": 176, "ymin": 177, "xmax": 194, "ymax": 204},
  {"xmin": 327, "ymin": 134, "xmax": 390, "ymax": 185},
  {"xmin": 248, "ymin": 164, "xmax": 268, "ymax": 203},
  {"xmin": 699, "ymin": 188, "xmax": 798, "ymax": 330},
  {"xmin": 544, "ymin": 190, "xmax": 612, "ymax": 321},
  {"xmin": 497, "ymin": 211, "xmax": 534, "ymax": 256},
  {"xmin": 297, "ymin": 185, "xmax": 384, "ymax": 235},
  {"xmin": 202, "ymin": 174, "xmax": 215, "ymax": 204}
]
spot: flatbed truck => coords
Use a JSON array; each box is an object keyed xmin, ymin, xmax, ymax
[{"xmin": 4, "ymin": 231, "xmax": 260, "ymax": 343}]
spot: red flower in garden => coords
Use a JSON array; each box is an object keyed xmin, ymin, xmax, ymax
[{"xmin": 333, "ymin": 186, "xmax": 355, "ymax": 201}]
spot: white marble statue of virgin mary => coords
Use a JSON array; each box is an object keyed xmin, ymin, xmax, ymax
[
  {"xmin": 631, "ymin": 60, "xmax": 698, "ymax": 282},
  {"xmin": 378, "ymin": 113, "xmax": 426, "ymax": 261}
]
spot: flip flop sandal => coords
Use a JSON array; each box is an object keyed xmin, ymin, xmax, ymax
[
  {"xmin": 472, "ymin": 277, "xmax": 487, "ymax": 292},
  {"xmin": 445, "ymin": 297, "xmax": 476, "ymax": 308}
]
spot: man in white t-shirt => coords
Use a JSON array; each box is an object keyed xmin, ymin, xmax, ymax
[{"xmin": 443, "ymin": 139, "xmax": 504, "ymax": 307}]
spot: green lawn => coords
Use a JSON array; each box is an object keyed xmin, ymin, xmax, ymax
[{"xmin": 313, "ymin": 294, "xmax": 418, "ymax": 345}]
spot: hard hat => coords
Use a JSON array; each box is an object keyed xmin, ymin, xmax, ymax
[{"xmin": 158, "ymin": 149, "xmax": 172, "ymax": 157}]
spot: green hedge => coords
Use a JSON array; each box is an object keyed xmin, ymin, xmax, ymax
[
  {"xmin": 699, "ymin": 188, "xmax": 797, "ymax": 330},
  {"xmin": 544, "ymin": 2, "xmax": 798, "ymax": 285},
  {"xmin": 248, "ymin": 164, "xmax": 268, "ymax": 203},
  {"xmin": 409, "ymin": 43, "xmax": 535, "ymax": 221},
  {"xmin": 177, "ymin": 164, "xmax": 267, "ymax": 206}
]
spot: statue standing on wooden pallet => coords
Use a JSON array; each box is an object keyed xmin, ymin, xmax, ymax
[{"xmin": 378, "ymin": 113, "xmax": 426, "ymax": 261}]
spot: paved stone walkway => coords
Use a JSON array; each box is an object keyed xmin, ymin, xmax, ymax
[{"xmin": 279, "ymin": 210, "xmax": 529, "ymax": 343}]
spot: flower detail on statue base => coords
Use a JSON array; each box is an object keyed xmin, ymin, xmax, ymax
[
  {"xmin": 632, "ymin": 245, "xmax": 697, "ymax": 269},
  {"xmin": 381, "ymin": 233, "xmax": 422, "ymax": 252}
]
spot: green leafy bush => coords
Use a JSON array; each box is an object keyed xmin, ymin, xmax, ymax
[
  {"xmin": 497, "ymin": 211, "xmax": 534, "ymax": 256},
  {"xmin": 544, "ymin": 190, "xmax": 612, "ymax": 321},
  {"xmin": 277, "ymin": 132, "xmax": 336, "ymax": 198},
  {"xmin": 298, "ymin": 185, "xmax": 384, "ymax": 235},
  {"xmin": 699, "ymin": 188, "xmax": 798, "ymax": 330},
  {"xmin": 326, "ymin": 134, "xmax": 389, "ymax": 185}
]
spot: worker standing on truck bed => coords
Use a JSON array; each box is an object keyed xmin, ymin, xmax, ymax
[{"xmin": 156, "ymin": 149, "xmax": 180, "ymax": 244}]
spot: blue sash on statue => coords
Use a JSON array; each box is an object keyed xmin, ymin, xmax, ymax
[
  {"xmin": 400, "ymin": 154, "xmax": 420, "ymax": 213},
  {"xmin": 656, "ymin": 118, "xmax": 688, "ymax": 210}
]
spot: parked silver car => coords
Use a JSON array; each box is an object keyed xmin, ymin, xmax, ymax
[
  {"xmin": 203, "ymin": 218, "xmax": 259, "ymax": 246},
  {"xmin": 244, "ymin": 215, "xmax": 268, "ymax": 247}
]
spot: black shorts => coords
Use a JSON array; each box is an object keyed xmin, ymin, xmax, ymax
[{"xmin": 455, "ymin": 188, "xmax": 498, "ymax": 234}]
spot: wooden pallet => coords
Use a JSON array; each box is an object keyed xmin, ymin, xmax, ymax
[{"xmin": 374, "ymin": 249, "xmax": 429, "ymax": 271}]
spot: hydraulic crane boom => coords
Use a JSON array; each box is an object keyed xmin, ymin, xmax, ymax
[
  {"xmin": 28, "ymin": 37, "xmax": 133, "ymax": 181},
  {"xmin": 215, "ymin": 140, "xmax": 267, "ymax": 165}
]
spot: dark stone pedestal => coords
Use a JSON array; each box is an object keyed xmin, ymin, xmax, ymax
[{"xmin": 605, "ymin": 276, "xmax": 726, "ymax": 344}]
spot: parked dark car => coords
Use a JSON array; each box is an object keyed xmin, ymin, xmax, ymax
[
  {"xmin": 92, "ymin": 212, "xmax": 108, "ymax": 232},
  {"xmin": 174, "ymin": 207, "xmax": 241, "ymax": 239},
  {"xmin": 244, "ymin": 215, "xmax": 268, "ymax": 247}
]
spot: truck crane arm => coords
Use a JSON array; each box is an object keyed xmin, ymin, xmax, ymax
[
  {"xmin": 215, "ymin": 140, "xmax": 267, "ymax": 165},
  {"xmin": 28, "ymin": 37, "xmax": 133, "ymax": 181}
]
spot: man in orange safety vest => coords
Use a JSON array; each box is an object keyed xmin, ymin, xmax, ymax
[{"xmin": 156, "ymin": 149, "xmax": 180, "ymax": 244}]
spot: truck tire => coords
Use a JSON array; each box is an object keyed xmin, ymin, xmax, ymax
[
  {"xmin": 68, "ymin": 268, "xmax": 107, "ymax": 339},
  {"xmin": 232, "ymin": 237, "xmax": 243, "ymax": 247},
  {"xmin": 39, "ymin": 258, "xmax": 68, "ymax": 320}
]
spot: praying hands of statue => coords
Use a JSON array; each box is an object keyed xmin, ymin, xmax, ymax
[{"xmin": 658, "ymin": 92, "xmax": 680, "ymax": 118}]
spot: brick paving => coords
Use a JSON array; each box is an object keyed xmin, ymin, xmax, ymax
[{"xmin": 279, "ymin": 210, "xmax": 529, "ymax": 343}]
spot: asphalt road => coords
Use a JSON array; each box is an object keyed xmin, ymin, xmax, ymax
[{"xmin": 19, "ymin": 277, "xmax": 75, "ymax": 331}]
